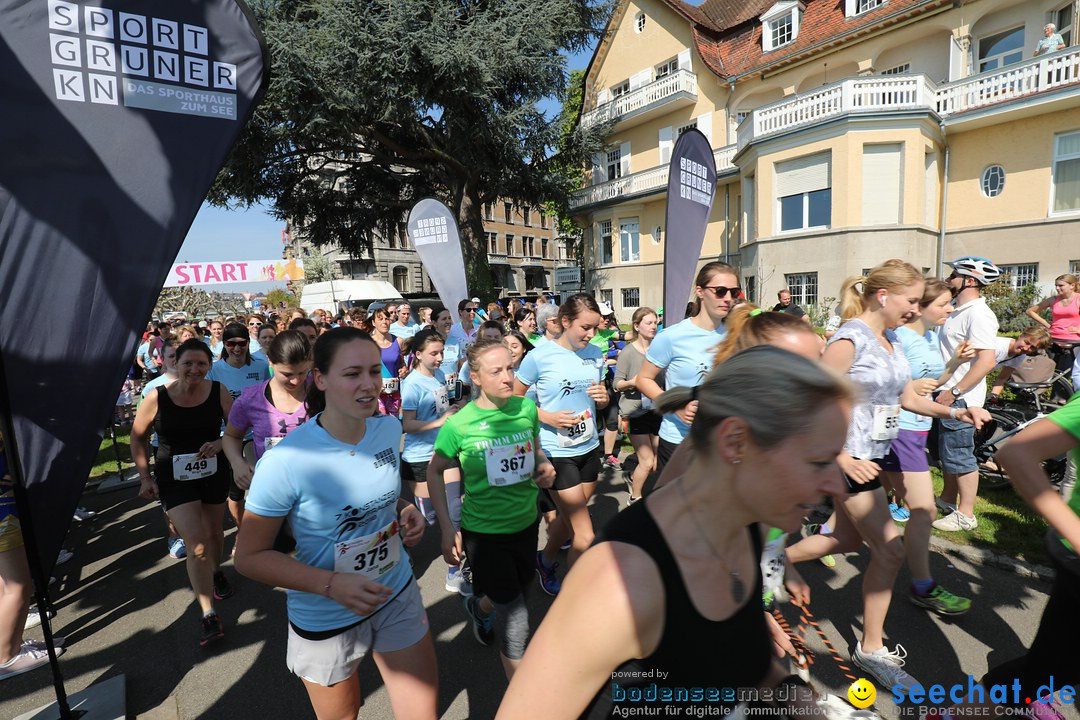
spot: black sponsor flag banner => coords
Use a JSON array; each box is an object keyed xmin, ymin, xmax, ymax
[
  {"xmin": 408, "ymin": 199, "xmax": 469, "ymax": 318},
  {"xmin": 0, "ymin": 0, "xmax": 268, "ymax": 578},
  {"xmin": 663, "ymin": 128, "xmax": 717, "ymax": 325}
]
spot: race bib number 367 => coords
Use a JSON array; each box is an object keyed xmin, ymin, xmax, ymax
[{"xmin": 485, "ymin": 441, "xmax": 536, "ymax": 487}]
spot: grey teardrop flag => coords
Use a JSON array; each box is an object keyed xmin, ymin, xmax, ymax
[
  {"xmin": 408, "ymin": 198, "xmax": 469, "ymax": 319},
  {"xmin": 663, "ymin": 128, "xmax": 717, "ymax": 324},
  {"xmin": 0, "ymin": 0, "xmax": 268, "ymax": 579}
]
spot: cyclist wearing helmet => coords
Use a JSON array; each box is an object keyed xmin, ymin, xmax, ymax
[{"xmin": 933, "ymin": 256, "xmax": 1002, "ymax": 532}]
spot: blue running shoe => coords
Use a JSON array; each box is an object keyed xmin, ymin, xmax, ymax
[{"xmin": 536, "ymin": 551, "xmax": 561, "ymax": 596}]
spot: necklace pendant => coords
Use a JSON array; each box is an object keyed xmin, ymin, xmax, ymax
[{"xmin": 730, "ymin": 573, "xmax": 745, "ymax": 604}]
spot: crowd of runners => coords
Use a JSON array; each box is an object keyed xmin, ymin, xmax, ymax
[{"xmin": 2, "ymin": 259, "xmax": 1080, "ymax": 720}]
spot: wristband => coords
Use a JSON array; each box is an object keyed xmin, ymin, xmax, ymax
[
  {"xmin": 949, "ymin": 408, "xmax": 959, "ymax": 420},
  {"xmin": 323, "ymin": 572, "xmax": 337, "ymax": 598}
]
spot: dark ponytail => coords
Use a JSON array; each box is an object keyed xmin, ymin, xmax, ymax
[
  {"xmin": 306, "ymin": 327, "xmax": 377, "ymax": 416},
  {"xmin": 267, "ymin": 329, "xmax": 312, "ymax": 366}
]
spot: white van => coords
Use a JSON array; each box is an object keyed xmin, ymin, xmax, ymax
[{"xmin": 299, "ymin": 279, "xmax": 403, "ymax": 315}]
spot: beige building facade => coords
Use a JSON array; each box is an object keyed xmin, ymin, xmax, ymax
[{"xmin": 573, "ymin": 0, "xmax": 1080, "ymax": 318}]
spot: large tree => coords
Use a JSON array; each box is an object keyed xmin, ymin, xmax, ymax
[{"xmin": 211, "ymin": 0, "xmax": 609, "ymax": 298}]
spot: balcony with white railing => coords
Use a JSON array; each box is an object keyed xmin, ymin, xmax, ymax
[
  {"xmin": 570, "ymin": 48, "xmax": 1080, "ymax": 212},
  {"xmin": 580, "ymin": 69, "xmax": 698, "ymax": 131},
  {"xmin": 569, "ymin": 144, "xmax": 737, "ymax": 210},
  {"xmin": 737, "ymin": 47, "xmax": 1080, "ymax": 149}
]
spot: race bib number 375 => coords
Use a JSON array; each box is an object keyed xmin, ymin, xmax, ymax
[{"xmin": 334, "ymin": 520, "xmax": 402, "ymax": 583}]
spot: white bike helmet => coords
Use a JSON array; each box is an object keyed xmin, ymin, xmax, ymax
[{"xmin": 946, "ymin": 256, "xmax": 1001, "ymax": 286}]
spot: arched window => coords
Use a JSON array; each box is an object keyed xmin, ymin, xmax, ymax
[{"xmin": 393, "ymin": 266, "xmax": 409, "ymax": 292}]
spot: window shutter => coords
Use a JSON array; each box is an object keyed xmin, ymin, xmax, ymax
[
  {"xmin": 659, "ymin": 126, "xmax": 673, "ymax": 165},
  {"xmin": 620, "ymin": 142, "xmax": 631, "ymax": 176},
  {"xmin": 630, "ymin": 69, "xmax": 651, "ymax": 89},
  {"xmin": 861, "ymin": 144, "xmax": 902, "ymax": 226},
  {"xmin": 696, "ymin": 112, "xmax": 713, "ymax": 145},
  {"xmin": 924, "ymin": 153, "xmax": 939, "ymax": 226},
  {"xmin": 775, "ymin": 153, "xmax": 830, "ymax": 196},
  {"xmin": 597, "ymin": 88, "xmax": 611, "ymax": 105},
  {"xmin": 593, "ymin": 152, "xmax": 605, "ymax": 185},
  {"xmin": 844, "ymin": 0, "xmax": 856, "ymax": 16},
  {"xmin": 677, "ymin": 49, "xmax": 692, "ymax": 72}
]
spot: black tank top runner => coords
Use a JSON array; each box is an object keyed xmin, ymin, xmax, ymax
[
  {"xmin": 582, "ymin": 500, "xmax": 771, "ymax": 719},
  {"xmin": 154, "ymin": 381, "xmax": 226, "ymax": 478}
]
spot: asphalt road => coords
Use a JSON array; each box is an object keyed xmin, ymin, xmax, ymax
[{"xmin": 2, "ymin": 467, "xmax": 1076, "ymax": 720}]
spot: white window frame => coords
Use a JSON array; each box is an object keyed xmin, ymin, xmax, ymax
[
  {"xmin": 1070, "ymin": 259, "xmax": 1080, "ymax": 275},
  {"xmin": 598, "ymin": 220, "xmax": 613, "ymax": 266},
  {"xmin": 523, "ymin": 236, "xmax": 535, "ymax": 257},
  {"xmin": 621, "ymin": 287, "xmax": 641, "ymax": 308},
  {"xmin": 654, "ymin": 58, "xmax": 678, "ymax": 79},
  {"xmin": 600, "ymin": 289, "xmax": 614, "ymax": 306},
  {"xmin": 635, "ymin": 12, "xmax": 645, "ymax": 34},
  {"xmin": 977, "ymin": 26, "xmax": 1024, "ymax": 73},
  {"xmin": 775, "ymin": 153, "xmax": 831, "ymax": 233},
  {"xmin": 677, "ymin": 122, "xmax": 697, "ymax": 139},
  {"xmin": 760, "ymin": 2, "xmax": 803, "ymax": 52},
  {"xmin": 880, "ymin": 63, "xmax": 911, "ymax": 75},
  {"xmin": 619, "ymin": 219, "xmax": 640, "ymax": 263},
  {"xmin": 606, "ymin": 147, "xmax": 622, "ymax": 181},
  {"xmin": 611, "ymin": 80, "xmax": 630, "ymax": 98},
  {"xmin": 845, "ymin": 0, "xmax": 884, "ymax": 17},
  {"xmin": 784, "ymin": 272, "xmax": 818, "ymax": 306},
  {"xmin": 488, "ymin": 232, "xmax": 499, "ymax": 255},
  {"xmin": 392, "ymin": 266, "xmax": 409, "ymax": 293},
  {"xmin": 1000, "ymin": 263, "xmax": 1039, "ymax": 290},
  {"xmin": 1051, "ymin": 130, "xmax": 1080, "ymax": 215},
  {"xmin": 1053, "ymin": 3, "xmax": 1073, "ymax": 48},
  {"xmin": 506, "ymin": 233, "xmax": 515, "ymax": 256}
]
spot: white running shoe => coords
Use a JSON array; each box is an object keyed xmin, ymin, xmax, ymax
[
  {"xmin": 445, "ymin": 566, "xmax": 473, "ymax": 597},
  {"xmin": 932, "ymin": 510, "xmax": 977, "ymax": 532},
  {"xmin": 852, "ymin": 642, "xmax": 919, "ymax": 691},
  {"xmin": 0, "ymin": 646, "xmax": 58, "ymax": 682}
]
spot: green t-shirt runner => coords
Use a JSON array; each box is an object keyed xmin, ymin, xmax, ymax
[
  {"xmin": 1047, "ymin": 392, "xmax": 1080, "ymax": 552},
  {"xmin": 434, "ymin": 396, "xmax": 542, "ymax": 535}
]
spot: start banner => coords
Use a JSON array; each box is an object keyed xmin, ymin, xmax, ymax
[{"xmin": 165, "ymin": 258, "xmax": 304, "ymax": 286}]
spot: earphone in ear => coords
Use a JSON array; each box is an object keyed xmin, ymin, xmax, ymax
[{"xmin": 881, "ymin": 292, "xmax": 888, "ymax": 306}]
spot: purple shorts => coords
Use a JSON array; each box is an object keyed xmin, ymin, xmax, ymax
[{"xmin": 889, "ymin": 429, "xmax": 930, "ymax": 473}]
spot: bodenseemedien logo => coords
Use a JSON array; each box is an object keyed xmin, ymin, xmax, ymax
[{"xmin": 47, "ymin": 0, "xmax": 239, "ymax": 120}]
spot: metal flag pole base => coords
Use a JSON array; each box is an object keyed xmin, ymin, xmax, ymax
[{"xmin": 14, "ymin": 674, "xmax": 126, "ymax": 720}]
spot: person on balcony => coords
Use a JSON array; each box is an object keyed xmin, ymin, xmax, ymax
[{"xmin": 1034, "ymin": 23, "xmax": 1066, "ymax": 56}]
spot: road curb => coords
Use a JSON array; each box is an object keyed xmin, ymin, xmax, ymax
[{"xmin": 928, "ymin": 535, "xmax": 1054, "ymax": 583}]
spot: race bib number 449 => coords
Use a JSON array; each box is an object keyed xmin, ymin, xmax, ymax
[{"xmin": 171, "ymin": 453, "xmax": 217, "ymax": 481}]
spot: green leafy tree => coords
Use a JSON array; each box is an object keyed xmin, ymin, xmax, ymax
[
  {"xmin": 211, "ymin": 0, "xmax": 610, "ymax": 299},
  {"xmin": 984, "ymin": 280, "xmax": 1043, "ymax": 333},
  {"xmin": 265, "ymin": 288, "xmax": 297, "ymax": 309}
]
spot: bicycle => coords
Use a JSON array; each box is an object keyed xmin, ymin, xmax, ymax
[{"xmin": 975, "ymin": 377, "xmax": 1070, "ymax": 490}]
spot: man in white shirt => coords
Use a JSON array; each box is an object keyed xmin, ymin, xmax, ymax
[{"xmin": 933, "ymin": 256, "xmax": 1003, "ymax": 531}]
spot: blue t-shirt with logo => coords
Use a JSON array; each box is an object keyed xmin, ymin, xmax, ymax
[
  {"xmin": 645, "ymin": 318, "xmax": 727, "ymax": 444},
  {"xmin": 895, "ymin": 325, "xmax": 944, "ymax": 432},
  {"xmin": 389, "ymin": 322, "xmax": 419, "ymax": 339},
  {"xmin": 516, "ymin": 340, "xmax": 605, "ymax": 457},
  {"xmin": 401, "ymin": 369, "xmax": 450, "ymax": 462},
  {"xmin": 208, "ymin": 357, "xmax": 271, "ymax": 399},
  {"xmin": 246, "ymin": 415, "xmax": 411, "ymax": 631}
]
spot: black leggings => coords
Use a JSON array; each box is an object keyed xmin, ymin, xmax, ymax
[{"xmin": 981, "ymin": 532, "xmax": 1080, "ymax": 705}]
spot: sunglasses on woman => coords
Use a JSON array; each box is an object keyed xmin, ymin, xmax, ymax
[{"xmin": 225, "ymin": 339, "xmax": 248, "ymax": 347}]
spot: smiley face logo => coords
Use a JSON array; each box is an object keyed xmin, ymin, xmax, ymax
[{"xmin": 847, "ymin": 678, "xmax": 876, "ymax": 708}]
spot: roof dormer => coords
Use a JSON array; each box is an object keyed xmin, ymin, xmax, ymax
[{"xmin": 760, "ymin": 1, "xmax": 804, "ymax": 52}]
